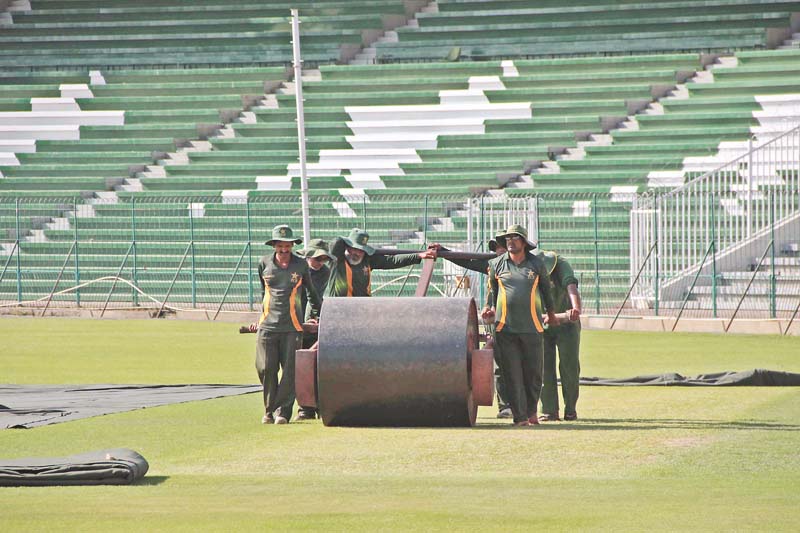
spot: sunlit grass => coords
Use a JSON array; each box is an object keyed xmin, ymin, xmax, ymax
[{"xmin": 1, "ymin": 317, "xmax": 799, "ymax": 531}]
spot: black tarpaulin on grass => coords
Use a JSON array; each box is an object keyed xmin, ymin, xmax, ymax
[
  {"xmin": 0, "ymin": 384, "xmax": 261, "ymax": 429},
  {"xmin": 0, "ymin": 448, "xmax": 149, "ymax": 486},
  {"xmin": 581, "ymin": 369, "xmax": 800, "ymax": 386}
]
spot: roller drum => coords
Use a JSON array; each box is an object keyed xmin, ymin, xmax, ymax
[{"xmin": 317, "ymin": 297, "xmax": 480, "ymax": 427}]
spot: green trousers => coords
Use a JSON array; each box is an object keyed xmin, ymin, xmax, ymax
[
  {"xmin": 494, "ymin": 331, "xmax": 544, "ymax": 424},
  {"xmin": 495, "ymin": 361, "xmax": 510, "ymax": 412},
  {"xmin": 297, "ymin": 332, "xmax": 319, "ymax": 418},
  {"xmin": 255, "ymin": 329, "xmax": 301, "ymax": 420},
  {"xmin": 540, "ymin": 321, "xmax": 581, "ymax": 418}
]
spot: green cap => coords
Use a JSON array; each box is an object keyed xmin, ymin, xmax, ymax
[
  {"xmin": 342, "ymin": 228, "xmax": 375, "ymax": 256},
  {"xmin": 302, "ymin": 238, "xmax": 331, "ymax": 260},
  {"xmin": 265, "ymin": 224, "xmax": 302, "ymax": 246},
  {"xmin": 495, "ymin": 224, "xmax": 536, "ymax": 250}
]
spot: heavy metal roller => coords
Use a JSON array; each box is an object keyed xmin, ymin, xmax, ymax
[
  {"xmin": 240, "ymin": 251, "xmax": 497, "ymax": 427},
  {"xmin": 296, "ymin": 296, "xmax": 494, "ymax": 427}
]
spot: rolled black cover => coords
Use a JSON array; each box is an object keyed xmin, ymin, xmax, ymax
[{"xmin": 317, "ymin": 297, "xmax": 478, "ymax": 427}]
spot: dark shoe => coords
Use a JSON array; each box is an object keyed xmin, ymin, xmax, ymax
[
  {"xmin": 294, "ymin": 411, "xmax": 316, "ymax": 421},
  {"xmin": 261, "ymin": 414, "xmax": 274, "ymax": 425},
  {"xmin": 538, "ymin": 413, "xmax": 561, "ymax": 422},
  {"xmin": 274, "ymin": 416, "xmax": 289, "ymax": 425},
  {"xmin": 496, "ymin": 408, "xmax": 513, "ymax": 419},
  {"xmin": 564, "ymin": 413, "xmax": 578, "ymax": 421}
]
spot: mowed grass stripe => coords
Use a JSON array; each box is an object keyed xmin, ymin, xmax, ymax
[
  {"xmin": 1, "ymin": 317, "xmax": 799, "ymax": 530},
  {"xmin": 3, "ymin": 317, "xmax": 800, "ymax": 383}
]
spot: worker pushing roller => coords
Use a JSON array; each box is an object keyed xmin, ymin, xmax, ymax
[{"xmin": 242, "ymin": 225, "xmax": 531, "ymax": 427}]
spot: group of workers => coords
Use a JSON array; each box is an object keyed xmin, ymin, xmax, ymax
[{"xmin": 251, "ymin": 223, "xmax": 581, "ymax": 427}]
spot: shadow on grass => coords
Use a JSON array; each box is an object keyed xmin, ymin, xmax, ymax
[
  {"xmin": 137, "ymin": 475, "xmax": 169, "ymax": 486},
  {"xmin": 472, "ymin": 418, "xmax": 800, "ymax": 431}
]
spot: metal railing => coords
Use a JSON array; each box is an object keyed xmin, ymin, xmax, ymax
[
  {"xmin": 630, "ymin": 125, "xmax": 800, "ymax": 321},
  {"xmin": 0, "ymin": 192, "xmax": 630, "ymax": 315},
  {"xmin": 2, "ymin": 180, "xmax": 797, "ymax": 326}
]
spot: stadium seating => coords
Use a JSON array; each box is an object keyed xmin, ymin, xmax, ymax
[
  {"xmin": 371, "ymin": 0, "xmax": 797, "ymax": 62},
  {"xmin": 517, "ymin": 47, "xmax": 800, "ymax": 194},
  {"xmin": 0, "ymin": 67, "xmax": 291, "ymax": 196},
  {"xmin": 2, "ymin": 0, "xmax": 800, "ymax": 311},
  {"xmin": 0, "ymin": 0, "xmax": 414, "ymax": 69},
  {"xmin": 136, "ymin": 54, "xmax": 702, "ymax": 199}
]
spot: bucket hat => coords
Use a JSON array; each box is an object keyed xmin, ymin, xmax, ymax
[
  {"xmin": 342, "ymin": 228, "xmax": 375, "ymax": 256},
  {"xmin": 265, "ymin": 224, "xmax": 302, "ymax": 246}
]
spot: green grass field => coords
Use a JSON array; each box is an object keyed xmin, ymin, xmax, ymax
[{"xmin": 2, "ymin": 316, "xmax": 799, "ymax": 531}]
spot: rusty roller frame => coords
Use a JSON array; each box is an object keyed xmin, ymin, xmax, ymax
[
  {"xmin": 296, "ymin": 296, "xmax": 494, "ymax": 427},
  {"xmin": 241, "ymin": 252, "xmax": 497, "ymax": 425}
]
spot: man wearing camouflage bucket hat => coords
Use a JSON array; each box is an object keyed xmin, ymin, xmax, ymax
[
  {"xmin": 534, "ymin": 248, "xmax": 582, "ymax": 423},
  {"xmin": 295, "ymin": 238, "xmax": 331, "ymax": 421},
  {"xmin": 427, "ymin": 237, "xmax": 512, "ymax": 419},
  {"xmin": 250, "ymin": 224, "xmax": 322, "ymax": 425},
  {"xmin": 325, "ymin": 228, "xmax": 436, "ymax": 297},
  {"xmin": 482, "ymin": 224, "xmax": 559, "ymax": 427}
]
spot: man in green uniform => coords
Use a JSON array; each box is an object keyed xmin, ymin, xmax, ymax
[
  {"xmin": 534, "ymin": 250, "xmax": 582, "ymax": 422},
  {"xmin": 250, "ymin": 225, "xmax": 321, "ymax": 425},
  {"xmin": 481, "ymin": 224, "xmax": 558, "ymax": 426},
  {"xmin": 432, "ymin": 239, "xmax": 513, "ymax": 419},
  {"xmin": 295, "ymin": 238, "xmax": 331, "ymax": 421},
  {"xmin": 325, "ymin": 228, "xmax": 435, "ymax": 298}
]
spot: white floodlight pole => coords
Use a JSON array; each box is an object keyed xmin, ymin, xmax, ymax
[{"xmin": 291, "ymin": 9, "xmax": 311, "ymax": 243}]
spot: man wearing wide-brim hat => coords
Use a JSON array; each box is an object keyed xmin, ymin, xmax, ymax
[
  {"xmin": 299, "ymin": 238, "xmax": 332, "ymax": 312},
  {"xmin": 428, "ymin": 236, "xmax": 512, "ymax": 418},
  {"xmin": 534, "ymin": 248, "xmax": 582, "ymax": 423},
  {"xmin": 325, "ymin": 228, "xmax": 436, "ymax": 297},
  {"xmin": 295, "ymin": 238, "xmax": 331, "ymax": 421},
  {"xmin": 481, "ymin": 224, "xmax": 559, "ymax": 427},
  {"xmin": 252, "ymin": 224, "xmax": 322, "ymax": 425}
]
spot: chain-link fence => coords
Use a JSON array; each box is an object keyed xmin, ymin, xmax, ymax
[
  {"xmin": 1, "ymin": 190, "xmax": 798, "ymax": 327},
  {"xmin": 628, "ymin": 125, "xmax": 800, "ymax": 330}
]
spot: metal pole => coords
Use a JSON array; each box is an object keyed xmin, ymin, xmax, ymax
[
  {"xmin": 593, "ymin": 193, "xmax": 600, "ymax": 314},
  {"xmin": 535, "ymin": 195, "xmax": 541, "ymax": 248},
  {"xmin": 395, "ymin": 264, "xmax": 416, "ymax": 297},
  {"xmin": 41, "ymin": 241, "xmax": 76, "ymax": 317},
  {"xmin": 784, "ymin": 298, "xmax": 800, "ymax": 335},
  {"xmin": 213, "ymin": 243, "xmax": 249, "ymax": 320},
  {"xmin": 189, "ymin": 204, "xmax": 196, "ymax": 308},
  {"xmin": 611, "ymin": 241, "xmax": 657, "ymax": 330},
  {"xmin": 100, "ymin": 242, "xmax": 134, "ymax": 318},
  {"xmin": 466, "ymin": 197, "xmax": 474, "ymax": 251},
  {"xmin": 747, "ymin": 136, "xmax": 753, "ymax": 237},
  {"xmin": 671, "ymin": 241, "xmax": 714, "ymax": 332},
  {"xmin": 653, "ymin": 194, "xmax": 660, "ymax": 316},
  {"xmin": 0, "ymin": 241, "xmax": 18, "ymax": 286},
  {"xmin": 15, "ymin": 198, "xmax": 22, "ymax": 302},
  {"xmin": 362, "ymin": 196, "xmax": 367, "ymax": 231},
  {"xmin": 479, "ymin": 195, "xmax": 485, "ymax": 304},
  {"xmin": 156, "ymin": 242, "xmax": 192, "ymax": 318},
  {"xmin": 711, "ymin": 192, "xmax": 717, "ymax": 318},
  {"xmin": 131, "ymin": 197, "xmax": 138, "ymax": 306},
  {"xmin": 423, "ymin": 195, "xmax": 429, "ymax": 247},
  {"xmin": 291, "ymin": 9, "xmax": 311, "ymax": 244},
  {"xmin": 770, "ymin": 191, "xmax": 776, "ymax": 319},
  {"xmin": 74, "ymin": 197, "xmax": 81, "ymax": 307},
  {"xmin": 246, "ymin": 196, "xmax": 254, "ymax": 311},
  {"xmin": 724, "ymin": 240, "xmax": 773, "ymax": 332}
]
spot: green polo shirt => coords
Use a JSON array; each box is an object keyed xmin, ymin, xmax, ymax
[
  {"xmin": 487, "ymin": 251, "xmax": 555, "ymax": 335},
  {"xmin": 257, "ymin": 252, "xmax": 321, "ymax": 332},
  {"xmin": 534, "ymin": 250, "xmax": 580, "ymax": 315},
  {"xmin": 301, "ymin": 263, "xmax": 330, "ymax": 321},
  {"xmin": 325, "ymin": 237, "xmax": 421, "ymax": 297}
]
